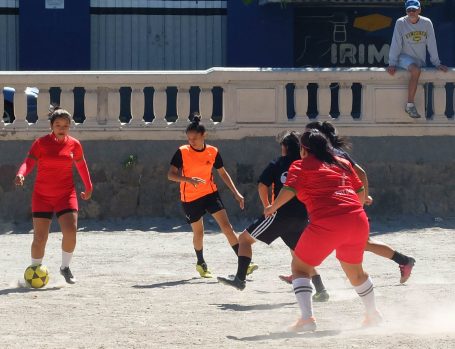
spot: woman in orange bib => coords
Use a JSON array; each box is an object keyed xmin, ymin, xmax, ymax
[{"xmin": 168, "ymin": 115, "xmax": 257, "ymax": 278}]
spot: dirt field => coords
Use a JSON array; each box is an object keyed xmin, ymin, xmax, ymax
[{"xmin": 1, "ymin": 218, "xmax": 454, "ymax": 349}]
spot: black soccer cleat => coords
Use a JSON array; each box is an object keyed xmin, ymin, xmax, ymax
[
  {"xmin": 217, "ymin": 275, "xmax": 246, "ymax": 291},
  {"xmin": 60, "ymin": 267, "xmax": 76, "ymax": 284}
]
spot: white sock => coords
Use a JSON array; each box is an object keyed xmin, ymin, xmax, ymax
[
  {"xmin": 354, "ymin": 276, "xmax": 377, "ymax": 315},
  {"xmin": 31, "ymin": 257, "xmax": 43, "ymax": 266},
  {"xmin": 407, "ymin": 102, "xmax": 414, "ymax": 107},
  {"xmin": 61, "ymin": 251, "xmax": 73, "ymax": 269},
  {"xmin": 292, "ymin": 277, "xmax": 313, "ymax": 320}
]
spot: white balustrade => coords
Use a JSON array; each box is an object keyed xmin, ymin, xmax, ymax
[
  {"xmin": 0, "ymin": 68, "xmax": 454, "ymax": 137},
  {"xmin": 152, "ymin": 87, "xmax": 168, "ymax": 127},
  {"xmin": 175, "ymin": 86, "xmax": 190, "ymax": 126}
]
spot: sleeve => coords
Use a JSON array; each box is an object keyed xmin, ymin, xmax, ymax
[
  {"xmin": 426, "ymin": 20, "xmax": 441, "ymax": 67},
  {"xmin": 388, "ymin": 20, "xmax": 402, "ymax": 66},
  {"xmin": 75, "ymin": 159, "xmax": 93, "ymax": 192},
  {"xmin": 347, "ymin": 162, "xmax": 364, "ymax": 193},
  {"xmin": 213, "ymin": 152, "xmax": 224, "ymax": 169},
  {"xmin": 17, "ymin": 140, "xmax": 40, "ymax": 177},
  {"xmin": 258, "ymin": 161, "xmax": 275, "ymax": 186},
  {"xmin": 28, "ymin": 139, "xmax": 41, "ymax": 160},
  {"xmin": 170, "ymin": 149, "xmax": 183, "ymax": 168},
  {"xmin": 283, "ymin": 161, "xmax": 301, "ymax": 194},
  {"xmin": 72, "ymin": 140, "xmax": 84, "ymax": 161}
]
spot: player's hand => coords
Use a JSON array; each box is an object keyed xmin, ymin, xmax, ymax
[
  {"xmin": 386, "ymin": 66, "xmax": 397, "ymax": 76},
  {"xmin": 264, "ymin": 205, "xmax": 276, "ymax": 217},
  {"xmin": 234, "ymin": 192, "xmax": 245, "ymax": 210},
  {"xmin": 365, "ymin": 195, "xmax": 374, "ymax": 206},
  {"xmin": 81, "ymin": 189, "xmax": 92, "ymax": 200},
  {"xmin": 437, "ymin": 64, "xmax": 448, "ymax": 72},
  {"xmin": 14, "ymin": 174, "xmax": 25, "ymax": 186},
  {"xmin": 188, "ymin": 177, "xmax": 206, "ymax": 188}
]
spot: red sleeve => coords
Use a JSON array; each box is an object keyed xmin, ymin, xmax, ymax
[
  {"xmin": 73, "ymin": 140, "xmax": 84, "ymax": 161},
  {"xmin": 28, "ymin": 139, "xmax": 41, "ymax": 159},
  {"xmin": 284, "ymin": 160, "xmax": 302, "ymax": 193},
  {"xmin": 75, "ymin": 159, "xmax": 93, "ymax": 192},
  {"xmin": 347, "ymin": 161, "xmax": 364, "ymax": 192},
  {"xmin": 17, "ymin": 140, "xmax": 40, "ymax": 177}
]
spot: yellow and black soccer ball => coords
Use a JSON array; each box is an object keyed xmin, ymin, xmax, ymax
[{"xmin": 24, "ymin": 264, "xmax": 49, "ymax": 288}]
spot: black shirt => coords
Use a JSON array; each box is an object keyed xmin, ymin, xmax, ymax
[{"xmin": 258, "ymin": 156, "xmax": 308, "ymax": 217}]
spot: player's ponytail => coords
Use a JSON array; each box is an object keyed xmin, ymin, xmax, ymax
[
  {"xmin": 48, "ymin": 104, "xmax": 72, "ymax": 125},
  {"xmin": 186, "ymin": 113, "xmax": 206, "ymax": 134},
  {"xmin": 300, "ymin": 129, "xmax": 350, "ymax": 171},
  {"xmin": 279, "ymin": 131, "xmax": 301, "ymax": 162},
  {"xmin": 306, "ymin": 121, "xmax": 350, "ymax": 150}
]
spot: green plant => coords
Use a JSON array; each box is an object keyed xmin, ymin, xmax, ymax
[{"xmin": 123, "ymin": 155, "xmax": 138, "ymax": 169}]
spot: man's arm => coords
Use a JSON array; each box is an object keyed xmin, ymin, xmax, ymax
[
  {"xmin": 426, "ymin": 20, "xmax": 447, "ymax": 71},
  {"xmin": 387, "ymin": 20, "xmax": 402, "ymax": 75}
]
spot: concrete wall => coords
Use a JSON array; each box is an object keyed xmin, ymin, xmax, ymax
[{"xmin": 1, "ymin": 136, "xmax": 454, "ymax": 224}]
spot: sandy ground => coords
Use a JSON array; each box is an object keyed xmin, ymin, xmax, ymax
[{"xmin": 1, "ymin": 218, "xmax": 454, "ymax": 349}]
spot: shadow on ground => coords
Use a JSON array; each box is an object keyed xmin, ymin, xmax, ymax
[
  {"xmin": 212, "ymin": 302, "xmax": 296, "ymax": 311},
  {"xmin": 0, "ymin": 286, "xmax": 63, "ymax": 296},
  {"xmin": 132, "ymin": 277, "xmax": 208, "ymax": 289},
  {"xmin": 2, "ymin": 215, "xmax": 455, "ymax": 235},
  {"xmin": 227, "ymin": 329, "xmax": 341, "ymax": 341}
]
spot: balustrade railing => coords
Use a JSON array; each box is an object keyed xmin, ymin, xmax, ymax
[{"xmin": 1, "ymin": 68, "xmax": 454, "ymax": 138}]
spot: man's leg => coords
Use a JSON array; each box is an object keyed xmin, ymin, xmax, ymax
[{"xmin": 405, "ymin": 64, "xmax": 422, "ymax": 118}]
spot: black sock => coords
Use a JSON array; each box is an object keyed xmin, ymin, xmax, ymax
[
  {"xmin": 195, "ymin": 249, "xmax": 205, "ymax": 265},
  {"xmin": 236, "ymin": 256, "xmax": 251, "ymax": 281},
  {"xmin": 311, "ymin": 274, "xmax": 326, "ymax": 293},
  {"xmin": 231, "ymin": 243, "xmax": 239, "ymax": 256},
  {"xmin": 391, "ymin": 251, "xmax": 409, "ymax": 265}
]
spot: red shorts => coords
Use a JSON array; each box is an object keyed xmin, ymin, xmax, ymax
[
  {"xmin": 294, "ymin": 210, "xmax": 369, "ymax": 266},
  {"xmin": 32, "ymin": 190, "xmax": 78, "ymax": 214}
]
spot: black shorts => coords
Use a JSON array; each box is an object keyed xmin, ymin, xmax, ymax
[
  {"xmin": 181, "ymin": 191, "xmax": 225, "ymax": 224},
  {"xmin": 245, "ymin": 209, "xmax": 308, "ymax": 250},
  {"xmin": 32, "ymin": 209, "xmax": 78, "ymax": 220}
]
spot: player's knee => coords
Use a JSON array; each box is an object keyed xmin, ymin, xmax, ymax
[
  {"xmin": 239, "ymin": 231, "xmax": 253, "ymax": 245},
  {"xmin": 409, "ymin": 65, "xmax": 421, "ymax": 76}
]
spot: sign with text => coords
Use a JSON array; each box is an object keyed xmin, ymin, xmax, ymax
[{"xmin": 294, "ymin": 8, "xmax": 396, "ymax": 67}]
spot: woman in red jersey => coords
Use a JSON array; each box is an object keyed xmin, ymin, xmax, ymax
[
  {"xmin": 168, "ymin": 115, "xmax": 257, "ymax": 278},
  {"xmin": 15, "ymin": 107, "xmax": 93, "ymax": 284},
  {"xmin": 265, "ymin": 129, "xmax": 381, "ymax": 332}
]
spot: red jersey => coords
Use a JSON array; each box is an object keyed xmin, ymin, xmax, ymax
[
  {"xmin": 284, "ymin": 155, "xmax": 364, "ymax": 222},
  {"xmin": 27, "ymin": 134, "xmax": 85, "ymax": 196}
]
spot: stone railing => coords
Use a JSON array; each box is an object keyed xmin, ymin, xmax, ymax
[{"xmin": 1, "ymin": 68, "xmax": 454, "ymax": 140}]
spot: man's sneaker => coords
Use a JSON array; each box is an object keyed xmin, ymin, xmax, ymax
[
  {"xmin": 217, "ymin": 275, "xmax": 246, "ymax": 291},
  {"xmin": 196, "ymin": 263, "xmax": 213, "ymax": 278},
  {"xmin": 287, "ymin": 316, "xmax": 317, "ymax": 333},
  {"xmin": 279, "ymin": 274, "xmax": 293, "ymax": 284},
  {"xmin": 399, "ymin": 257, "xmax": 416, "ymax": 284},
  {"xmin": 362, "ymin": 310, "xmax": 383, "ymax": 327},
  {"xmin": 60, "ymin": 267, "xmax": 76, "ymax": 284},
  {"xmin": 312, "ymin": 290, "xmax": 330, "ymax": 302},
  {"xmin": 405, "ymin": 104, "xmax": 421, "ymax": 118},
  {"xmin": 246, "ymin": 262, "xmax": 259, "ymax": 276}
]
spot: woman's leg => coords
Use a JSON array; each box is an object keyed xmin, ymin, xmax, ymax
[
  {"xmin": 288, "ymin": 255, "xmax": 317, "ymax": 331},
  {"xmin": 31, "ymin": 217, "xmax": 52, "ymax": 264},
  {"xmin": 190, "ymin": 218, "xmax": 212, "ymax": 277},
  {"xmin": 339, "ymin": 261, "xmax": 380, "ymax": 323},
  {"xmin": 211, "ymin": 209, "xmax": 239, "ymax": 247},
  {"xmin": 58, "ymin": 211, "xmax": 78, "ymax": 283}
]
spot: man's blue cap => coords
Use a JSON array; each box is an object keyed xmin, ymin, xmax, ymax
[{"xmin": 405, "ymin": 0, "xmax": 420, "ymax": 10}]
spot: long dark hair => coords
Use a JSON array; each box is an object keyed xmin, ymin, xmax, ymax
[
  {"xmin": 186, "ymin": 113, "xmax": 206, "ymax": 134},
  {"xmin": 279, "ymin": 131, "xmax": 301, "ymax": 162},
  {"xmin": 48, "ymin": 104, "xmax": 71, "ymax": 126},
  {"xmin": 300, "ymin": 129, "xmax": 350, "ymax": 171},
  {"xmin": 305, "ymin": 121, "xmax": 350, "ymax": 150}
]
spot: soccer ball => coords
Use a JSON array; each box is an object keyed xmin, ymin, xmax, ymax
[{"xmin": 24, "ymin": 264, "xmax": 49, "ymax": 288}]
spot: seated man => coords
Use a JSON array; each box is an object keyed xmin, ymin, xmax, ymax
[{"xmin": 387, "ymin": 0, "xmax": 447, "ymax": 118}]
